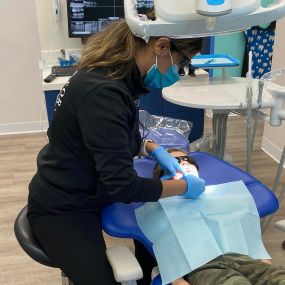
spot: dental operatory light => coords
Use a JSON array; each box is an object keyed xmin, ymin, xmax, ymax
[{"xmin": 124, "ymin": 0, "xmax": 285, "ymax": 41}]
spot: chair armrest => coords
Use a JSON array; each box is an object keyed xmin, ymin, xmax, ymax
[
  {"xmin": 275, "ymin": 220, "xmax": 285, "ymax": 232},
  {"xmin": 106, "ymin": 246, "xmax": 143, "ymax": 284}
]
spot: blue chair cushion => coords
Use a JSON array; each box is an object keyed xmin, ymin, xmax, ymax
[{"xmin": 190, "ymin": 152, "xmax": 279, "ymax": 217}]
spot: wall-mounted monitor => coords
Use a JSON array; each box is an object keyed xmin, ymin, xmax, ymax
[{"xmin": 67, "ymin": 0, "xmax": 154, "ymax": 38}]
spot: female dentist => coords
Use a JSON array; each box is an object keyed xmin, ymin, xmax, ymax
[{"xmin": 27, "ymin": 15, "xmax": 204, "ymax": 285}]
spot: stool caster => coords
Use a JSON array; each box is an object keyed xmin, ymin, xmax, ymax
[
  {"xmin": 282, "ymin": 240, "xmax": 285, "ymax": 250},
  {"xmin": 61, "ymin": 272, "xmax": 74, "ymax": 285}
]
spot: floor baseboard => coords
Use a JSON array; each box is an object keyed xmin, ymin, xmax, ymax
[{"xmin": 0, "ymin": 121, "xmax": 48, "ymax": 135}]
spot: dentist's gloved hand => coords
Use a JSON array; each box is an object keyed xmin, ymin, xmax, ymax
[
  {"xmin": 180, "ymin": 174, "xmax": 205, "ymax": 199},
  {"xmin": 150, "ymin": 146, "xmax": 185, "ymax": 179}
]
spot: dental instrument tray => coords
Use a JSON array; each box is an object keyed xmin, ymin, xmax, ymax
[
  {"xmin": 51, "ymin": 65, "xmax": 77, "ymax": 77},
  {"xmin": 191, "ymin": 54, "xmax": 240, "ymax": 69}
]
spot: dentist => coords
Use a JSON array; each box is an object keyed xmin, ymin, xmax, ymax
[{"xmin": 27, "ymin": 15, "xmax": 204, "ymax": 285}]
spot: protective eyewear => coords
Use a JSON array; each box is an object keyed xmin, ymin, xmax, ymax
[
  {"xmin": 175, "ymin": 156, "xmax": 192, "ymax": 164},
  {"xmin": 175, "ymin": 155, "xmax": 199, "ymax": 171},
  {"xmin": 171, "ymin": 42, "xmax": 195, "ymax": 76}
]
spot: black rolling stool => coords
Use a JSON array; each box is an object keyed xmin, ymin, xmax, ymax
[{"xmin": 14, "ymin": 206, "xmax": 74, "ymax": 285}]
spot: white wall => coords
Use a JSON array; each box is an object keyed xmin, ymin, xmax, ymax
[
  {"xmin": 262, "ymin": 17, "xmax": 285, "ymax": 163},
  {"xmin": 35, "ymin": 0, "xmax": 82, "ymax": 56},
  {"xmin": 0, "ymin": 0, "xmax": 84, "ymax": 134},
  {"xmin": 0, "ymin": 0, "xmax": 44, "ymax": 134}
]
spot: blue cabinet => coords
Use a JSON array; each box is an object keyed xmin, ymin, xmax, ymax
[
  {"xmin": 139, "ymin": 88, "xmax": 163, "ymax": 116},
  {"xmin": 44, "ymin": 90, "xmax": 59, "ymax": 123}
]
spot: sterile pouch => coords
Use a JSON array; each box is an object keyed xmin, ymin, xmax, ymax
[
  {"xmin": 135, "ymin": 180, "xmax": 270, "ymax": 285},
  {"xmin": 139, "ymin": 110, "xmax": 192, "ymax": 152}
]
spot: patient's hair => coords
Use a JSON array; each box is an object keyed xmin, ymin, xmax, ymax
[{"xmin": 153, "ymin": 148, "xmax": 199, "ymax": 179}]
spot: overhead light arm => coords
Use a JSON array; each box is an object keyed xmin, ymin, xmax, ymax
[{"xmin": 124, "ymin": 0, "xmax": 285, "ymax": 41}]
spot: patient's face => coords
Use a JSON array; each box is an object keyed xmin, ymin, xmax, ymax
[{"xmin": 170, "ymin": 150, "xmax": 199, "ymax": 180}]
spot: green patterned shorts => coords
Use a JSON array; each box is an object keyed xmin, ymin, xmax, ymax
[{"xmin": 186, "ymin": 254, "xmax": 285, "ymax": 285}]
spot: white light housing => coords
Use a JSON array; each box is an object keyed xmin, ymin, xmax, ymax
[
  {"xmin": 124, "ymin": 0, "xmax": 285, "ymax": 41},
  {"xmin": 196, "ymin": 0, "xmax": 232, "ymax": 17}
]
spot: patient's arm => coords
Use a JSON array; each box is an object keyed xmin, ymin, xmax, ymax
[{"xmin": 172, "ymin": 278, "xmax": 191, "ymax": 285}]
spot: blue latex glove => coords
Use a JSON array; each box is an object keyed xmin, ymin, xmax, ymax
[
  {"xmin": 180, "ymin": 174, "xmax": 205, "ymax": 199},
  {"xmin": 150, "ymin": 146, "xmax": 185, "ymax": 179}
]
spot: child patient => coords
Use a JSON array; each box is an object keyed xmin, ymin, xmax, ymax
[{"xmin": 153, "ymin": 148, "xmax": 285, "ymax": 285}]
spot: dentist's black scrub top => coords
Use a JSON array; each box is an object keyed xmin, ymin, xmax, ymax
[{"xmin": 29, "ymin": 63, "xmax": 163, "ymax": 213}]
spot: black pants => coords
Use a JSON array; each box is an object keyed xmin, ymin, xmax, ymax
[
  {"xmin": 27, "ymin": 196, "xmax": 118, "ymax": 285},
  {"xmin": 27, "ymin": 196, "xmax": 156, "ymax": 285},
  {"xmin": 134, "ymin": 240, "xmax": 157, "ymax": 285}
]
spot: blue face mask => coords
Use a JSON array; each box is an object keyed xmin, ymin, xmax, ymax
[{"xmin": 144, "ymin": 51, "xmax": 180, "ymax": 89}]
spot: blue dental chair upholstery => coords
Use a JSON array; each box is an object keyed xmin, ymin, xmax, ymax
[{"xmin": 101, "ymin": 152, "xmax": 279, "ymax": 285}]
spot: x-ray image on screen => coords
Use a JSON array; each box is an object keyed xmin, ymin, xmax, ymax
[
  {"xmin": 67, "ymin": 0, "xmax": 154, "ymax": 38},
  {"xmin": 137, "ymin": 0, "xmax": 153, "ymax": 9}
]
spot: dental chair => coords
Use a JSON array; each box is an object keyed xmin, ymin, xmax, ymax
[
  {"xmin": 101, "ymin": 152, "xmax": 279, "ymax": 285},
  {"xmin": 14, "ymin": 152, "xmax": 279, "ymax": 285}
]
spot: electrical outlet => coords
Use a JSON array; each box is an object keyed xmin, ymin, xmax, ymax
[{"xmin": 52, "ymin": 0, "xmax": 60, "ymax": 21}]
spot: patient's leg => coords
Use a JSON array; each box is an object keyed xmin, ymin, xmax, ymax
[
  {"xmin": 186, "ymin": 267, "xmax": 252, "ymax": 285},
  {"xmin": 252, "ymin": 265, "xmax": 285, "ymax": 285},
  {"xmin": 185, "ymin": 255, "xmax": 252, "ymax": 285},
  {"xmin": 227, "ymin": 254, "xmax": 285, "ymax": 284}
]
